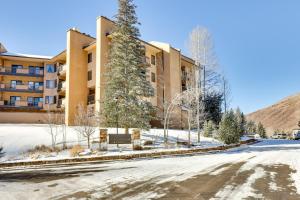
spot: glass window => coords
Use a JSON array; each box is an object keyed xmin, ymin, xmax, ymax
[
  {"xmin": 88, "ymin": 70, "xmax": 92, "ymax": 81},
  {"xmin": 88, "ymin": 53, "xmax": 92, "ymax": 63},
  {"xmin": 151, "ymin": 55, "xmax": 156, "ymax": 65},
  {"xmin": 46, "ymin": 80, "xmax": 56, "ymax": 89},
  {"xmin": 46, "ymin": 64, "xmax": 56, "ymax": 73},
  {"xmin": 45, "ymin": 96, "xmax": 55, "ymax": 104}
]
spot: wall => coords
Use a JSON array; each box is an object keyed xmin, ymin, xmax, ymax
[
  {"xmin": 0, "ymin": 112, "xmax": 63, "ymax": 124},
  {"xmin": 65, "ymin": 29, "xmax": 95, "ymax": 125}
]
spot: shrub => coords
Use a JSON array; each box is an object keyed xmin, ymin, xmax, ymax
[
  {"xmin": 219, "ymin": 109, "xmax": 240, "ymax": 145},
  {"xmin": 28, "ymin": 145, "xmax": 60, "ymax": 154},
  {"xmin": 203, "ymin": 120, "xmax": 214, "ymax": 137},
  {"xmin": 143, "ymin": 140, "xmax": 153, "ymax": 145},
  {"xmin": 133, "ymin": 145, "xmax": 143, "ymax": 151},
  {"xmin": 69, "ymin": 145, "xmax": 84, "ymax": 157}
]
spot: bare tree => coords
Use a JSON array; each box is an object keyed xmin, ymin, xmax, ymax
[
  {"xmin": 44, "ymin": 109, "xmax": 60, "ymax": 149},
  {"xmin": 187, "ymin": 26, "xmax": 220, "ymax": 96},
  {"xmin": 57, "ymin": 111, "xmax": 67, "ymax": 149},
  {"xmin": 187, "ymin": 26, "xmax": 220, "ymax": 142},
  {"xmin": 222, "ymin": 75, "xmax": 231, "ymax": 113},
  {"xmin": 74, "ymin": 103, "xmax": 97, "ymax": 149}
]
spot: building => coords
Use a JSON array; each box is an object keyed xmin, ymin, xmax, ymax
[{"xmin": 0, "ymin": 16, "xmax": 196, "ymax": 128}]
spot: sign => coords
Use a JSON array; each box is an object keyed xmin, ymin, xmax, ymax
[{"xmin": 109, "ymin": 134, "xmax": 132, "ymax": 144}]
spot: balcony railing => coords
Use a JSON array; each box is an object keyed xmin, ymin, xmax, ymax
[
  {"xmin": 87, "ymin": 94, "xmax": 95, "ymax": 105},
  {"xmin": 0, "ymin": 83, "xmax": 43, "ymax": 93},
  {"xmin": 0, "ymin": 100, "xmax": 43, "ymax": 109},
  {"xmin": 0, "ymin": 67, "xmax": 44, "ymax": 77},
  {"xmin": 57, "ymin": 64, "xmax": 66, "ymax": 75},
  {"xmin": 57, "ymin": 81, "xmax": 66, "ymax": 92},
  {"xmin": 57, "ymin": 98, "xmax": 66, "ymax": 108}
]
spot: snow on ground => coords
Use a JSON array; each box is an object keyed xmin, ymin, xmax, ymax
[{"xmin": 0, "ymin": 124, "xmax": 222, "ymax": 162}]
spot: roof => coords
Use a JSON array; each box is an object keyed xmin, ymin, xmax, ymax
[
  {"xmin": 0, "ymin": 52, "xmax": 52, "ymax": 60},
  {"xmin": 0, "ymin": 43, "xmax": 7, "ymax": 53}
]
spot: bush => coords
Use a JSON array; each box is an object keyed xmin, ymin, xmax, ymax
[
  {"xmin": 133, "ymin": 145, "xmax": 143, "ymax": 150},
  {"xmin": 69, "ymin": 145, "xmax": 84, "ymax": 157},
  {"xmin": 219, "ymin": 110, "xmax": 240, "ymax": 145},
  {"xmin": 28, "ymin": 145, "xmax": 60, "ymax": 154},
  {"xmin": 143, "ymin": 140, "xmax": 153, "ymax": 145},
  {"xmin": 203, "ymin": 120, "xmax": 214, "ymax": 137}
]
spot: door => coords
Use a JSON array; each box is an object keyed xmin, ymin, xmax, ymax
[
  {"xmin": 34, "ymin": 82, "xmax": 39, "ymax": 90},
  {"xmin": 34, "ymin": 97, "xmax": 40, "ymax": 107},
  {"xmin": 27, "ymin": 97, "xmax": 33, "ymax": 106},
  {"xmin": 29, "ymin": 66, "xmax": 35, "ymax": 75},
  {"xmin": 11, "ymin": 65, "xmax": 22, "ymax": 73},
  {"xmin": 28, "ymin": 82, "xmax": 34, "ymax": 90},
  {"xmin": 10, "ymin": 96, "xmax": 21, "ymax": 106},
  {"xmin": 10, "ymin": 81, "xmax": 17, "ymax": 89}
]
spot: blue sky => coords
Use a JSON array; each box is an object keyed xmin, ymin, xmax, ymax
[{"xmin": 1, "ymin": 0, "xmax": 300, "ymax": 114}]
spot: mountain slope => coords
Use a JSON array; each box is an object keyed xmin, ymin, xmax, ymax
[{"xmin": 246, "ymin": 93, "xmax": 300, "ymax": 136}]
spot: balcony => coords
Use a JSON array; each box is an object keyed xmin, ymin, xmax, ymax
[
  {"xmin": 0, "ymin": 100, "xmax": 43, "ymax": 110},
  {"xmin": 0, "ymin": 83, "xmax": 43, "ymax": 93},
  {"xmin": 87, "ymin": 94, "xmax": 95, "ymax": 105},
  {"xmin": 0, "ymin": 67, "xmax": 44, "ymax": 77},
  {"xmin": 57, "ymin": 98, "xmax": 66, "ymax": 108},
  {"xmin": 57, "ymin": 81, "xmax": 66, "ymax": 93},
  {"xmin": 57, "ymin": 64, "xmax": 66, "ymax": 76}
]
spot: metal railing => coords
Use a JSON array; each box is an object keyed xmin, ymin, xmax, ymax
[
  {"xmin": 0, "ymin": 83, "xmax": 43, "ymax": 93},
  {"xmin": 0, "ymin": 67, "xmax": 44, "ymax": 77},
  {"xmin": 0, "ymin": 100, "xmax": 43, "ymax": 109}
]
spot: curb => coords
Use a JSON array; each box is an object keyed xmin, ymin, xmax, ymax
[{"xmin": 0, "ymin": 139, "xmax": 257, "ymax": 168}]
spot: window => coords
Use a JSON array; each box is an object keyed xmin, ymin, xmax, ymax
[
  {"xmin": 88, "ymin": 70, "xmax": 92, "ymax": 81},
  {"xmin": 46, "ymin": 64, "xmax": 56, "ymax": 73},
  {"xmin": 45, "ymin": 96, "xmax": 56, "ymax": 104},
  {"xmin": 151, "ymin": 72, "xmax": 156, "ymax": 82},
  {"xmin": 151, "ymin": 55, "xmax": 156, "ymax": 65},
  {"xmin": 46, "ymin": 80, "xmax": 57, "ymax": 89},
  {"xmin": 88, "ymin": 53, "xmax": 92, "ymax": 63}
]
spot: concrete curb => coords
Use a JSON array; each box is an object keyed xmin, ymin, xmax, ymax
[{"xmin": 0, "ymin": 139, "xmax": 257, "ymax": 168}]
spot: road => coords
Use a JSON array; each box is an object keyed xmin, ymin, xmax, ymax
[{"xmin": 1, "ymin": 139, "xmax": 300, "ymax": 200}]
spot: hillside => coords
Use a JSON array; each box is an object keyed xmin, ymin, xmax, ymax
[{"xmin": 246, "ymin": 93, "xmax": 300, "ymax": 136}]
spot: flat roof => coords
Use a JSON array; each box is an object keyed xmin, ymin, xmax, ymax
[{"xmin": 0, "ymin": 52, "xmax": 52, "ymax": 60}]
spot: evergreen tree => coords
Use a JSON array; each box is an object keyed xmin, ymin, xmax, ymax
[
  {"xmin": 246, "ymin": 120, "xmax": 257, "ymax": 134},
  {"xmin": 203, "ymin": 92, "xmax": 223, "ymax": 126},
  {"xmin": 257, "ymin": 122, "xmax": 267, "ymax": 138},
  {"xmin": 219, "ymin": 109, "xmax": 240, "ymax": 144},
  {"xmin": 0, "ymin": 146, "xmax": 4, "ymax": 158},
  {"xmin": 103, "ymin": 0, "xmax": 155, "ymax": 132},
  {"xmin": 235, "ymin": 107, "xmax": 246, "ymax": 136},
  {"xmin": 203, "ymin": 120, "xmax": 214, "ymax": 137}
]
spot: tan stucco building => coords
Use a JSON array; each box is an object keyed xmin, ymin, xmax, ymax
[{"xmin": 0, "ymin": 16, "xmax": 196, "ymax": 128}]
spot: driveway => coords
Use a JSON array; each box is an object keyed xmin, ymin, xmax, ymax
[{"xmin": 1, "ymin": 139, "xmax": 300, "ymax": 199}]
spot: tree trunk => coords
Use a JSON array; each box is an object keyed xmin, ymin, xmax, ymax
[
  {"xmin": 125, "ymin": 127, "xmax": 129, "ymax": 134},
  {"xmin": 87, "ymin": 136, "xmax": 90, "ymax": 149}
]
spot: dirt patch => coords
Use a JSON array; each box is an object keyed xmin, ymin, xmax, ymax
[
  {"xmin": 58, "ymin": 191, "xmax": 93, "ymax": 200},
  {"xmin": 251, "ymin": 164, "xmax": 300, "ymax": 200}
]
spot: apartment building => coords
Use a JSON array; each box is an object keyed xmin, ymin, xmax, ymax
[{"xmin": 0, "ymin": 16, "xmax": 196, "ymax": 128}]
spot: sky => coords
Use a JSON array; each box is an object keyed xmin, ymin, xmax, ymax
[{"xmin": 1, "ymin": 0, "xmax": 300, "ymax": 114}]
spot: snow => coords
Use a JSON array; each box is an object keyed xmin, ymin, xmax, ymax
[
  {"xmin": 0, "ymin": 52, "xmax": 52, "ymax": 59},
  {"xmin": 0, "ymin": 124, "xmax": 223, "ymax": 162}
]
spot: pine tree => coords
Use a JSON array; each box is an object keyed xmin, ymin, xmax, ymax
[
  {"xmin": 257, "ymin": 122, "xmax": 267, "ymax": 138},
  {"xmin": 203, "ymin": 120, "xmax": 214, "ymax": 137},
  {"xmin": 246, "ymin": 120, "xmax": 257, "ymax": 134},
  {"xmin": 235, "ymin": 107, "xmax": 246, "ymax": 136},
  {"xmin": 219, "ymin": 109, "xmax": 240, "ymax": 144},
  {"xmin": 103, "ymin": 0, "xmax": 155, "ymax": 132}
]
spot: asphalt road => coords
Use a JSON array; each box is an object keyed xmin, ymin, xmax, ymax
[{"xmin": 1, "ymin": 139, "xmax": 300, "ymax": 200}]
